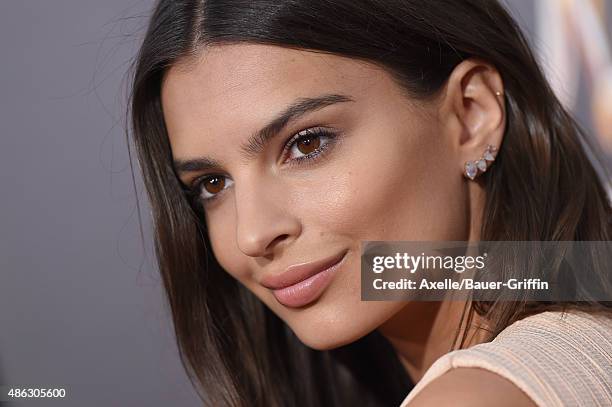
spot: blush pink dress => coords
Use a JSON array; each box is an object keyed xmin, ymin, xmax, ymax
[{"xmin": 399, "ymin": 310, "xmax": 612, "ymax": 407}]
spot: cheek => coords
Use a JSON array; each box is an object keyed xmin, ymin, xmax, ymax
[
  {"xmin": 297, "ymin": 122, "xmax": 467, "ymax": 242},
  {"xmin": 204, "ymin": 209, "xmax": 248, "ymax": 281}
]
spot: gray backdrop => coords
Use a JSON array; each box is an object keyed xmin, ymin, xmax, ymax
[{"xmin": 0, "ymin": 1, "xmax": 609, "ymax": 406}]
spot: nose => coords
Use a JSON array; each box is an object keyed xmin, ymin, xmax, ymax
[{"xmin": 234, "ymin": 176, "xmax": 301, "ymax": 258}]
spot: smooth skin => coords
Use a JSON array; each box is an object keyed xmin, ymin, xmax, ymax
[{"xmin": 161, "ymin": 43, "xmax": 536, "ymax": 406}]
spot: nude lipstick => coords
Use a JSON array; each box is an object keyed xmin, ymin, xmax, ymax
[{"xmin": 260, "ymin": 249, "xmax": 348, "ymax": 308}]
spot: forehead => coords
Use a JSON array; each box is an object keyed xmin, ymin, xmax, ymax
[{"xmin": 160, "ymin": 43, "xmax": 397, "ymax": 157}]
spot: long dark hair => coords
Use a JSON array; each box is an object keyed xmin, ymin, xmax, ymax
[{"xmin": 127, "ymin": 0, "xmax": 612, "ymax": 405}]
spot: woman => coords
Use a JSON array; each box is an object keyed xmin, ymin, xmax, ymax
[{"xmin": 128, "ymin": 0, "xmax": 612, "ymax": 405}]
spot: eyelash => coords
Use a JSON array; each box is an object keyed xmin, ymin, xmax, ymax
[
  {"xmin": 283, "ymin": 127, "xmax": 338, "ymax": 167},
  {"xmin": 186, "ymin": 127, "xmax": 339, "ymax": 205}
]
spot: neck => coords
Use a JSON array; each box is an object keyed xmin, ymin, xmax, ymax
[
  {"xmin": 378, "ymin": 300, "xmax": 489, "ymax": 383},
  {"xmin": 380, "ymin": 188, "xmax": 488, "ymax": 383}
]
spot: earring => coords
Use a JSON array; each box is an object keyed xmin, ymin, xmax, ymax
[{"xmin": 464, "ymin": 144, "xmax": 497, "ymax": 180}]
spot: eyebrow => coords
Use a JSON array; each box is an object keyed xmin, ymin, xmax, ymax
[{"xmin": 172, "ymin": 93, "xmax": 355, "ymax": 178}]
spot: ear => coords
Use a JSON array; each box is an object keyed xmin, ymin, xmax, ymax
[{"xmin": 439, "ymin": 58, "xmax": 506, "ymax": 176}]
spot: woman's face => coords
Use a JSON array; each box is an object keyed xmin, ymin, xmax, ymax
[{"xmin": 161, "ymin": 44, "xmax": 470, "ymax": 349}]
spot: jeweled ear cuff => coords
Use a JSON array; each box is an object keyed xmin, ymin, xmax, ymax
[{"xmin": 464, "ymin": 144, "xmax": 497, "ymax": 180}]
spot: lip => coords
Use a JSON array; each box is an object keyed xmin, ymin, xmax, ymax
[{"xmin": 261, "ymin": 249, "xmax": 348, "ymax": 308}]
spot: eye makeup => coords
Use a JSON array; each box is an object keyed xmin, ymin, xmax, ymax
[{"xmin": 183, "ymin": 126, "xmax": 341, "ymax": 206}]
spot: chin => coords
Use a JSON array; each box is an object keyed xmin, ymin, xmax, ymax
[
  {"xmin": 294, "ymin": 329, "xmax": 364, "ymax": 351},
  {"xmin": 286, "ymin": 311, "xmax": 377, "ymax": 351},
  {"xmin": 278, "ymin": 290, "xmax": 404, "ymax": 351}
]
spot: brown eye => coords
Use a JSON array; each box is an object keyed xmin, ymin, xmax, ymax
[
  {"xmin": 285, "ymin": 128, "xmax": 338, "ymax": 163},
  {"xmin": 295, "ymin": 135, "xmax": 321, "ymax": 155},
  {"xmin": 203, "ymin": 176, "xmax": 225, "ymax": 194},
  {"xmin": 197, "ymin": 175, "xmax": 234, "ymax": 201}
]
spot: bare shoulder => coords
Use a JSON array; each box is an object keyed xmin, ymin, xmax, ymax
[{"xmin": 406, "ymin": 367, "xmax": 537, "ymax": 407}]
